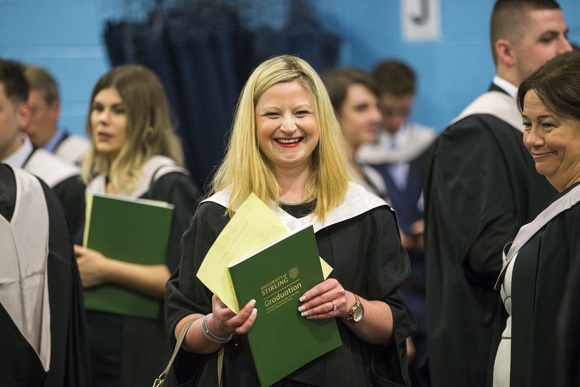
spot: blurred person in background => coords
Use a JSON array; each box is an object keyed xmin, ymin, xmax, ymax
[
  {"xmin": 321, "ymin": 66, "xmax": 388, "ymax": 200},
  {"xmin": 25, "ymin": 65, "xmax": 89, "ymax": 165},
  {"xmin": 74, "ymin": 64, "xmax": 202, "ymax": 387},
  {"xmin": 0, "ymin": 58, "xmax": 85, "ymax": 236},
  {"xmin": 0, "ymin": 56, "xmax": 89, "ymax": 386}
]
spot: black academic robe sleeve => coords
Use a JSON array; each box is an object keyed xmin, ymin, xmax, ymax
[
  {"xmin": 427, "ymin": 117, "xmax": 518, "ymax": 282},
  {"xmin": 145, "ymin": 172, "xmax": 203, "ymax": 273},
  {"xmin": 549, "ymin": 238, "xmax": 580, "ymax": 387},
  {"xmin": 41, "ymin": 179, "xmax": 91, "ymax": 386},
  {"xmin": 51, "ymin": 174, "xmax": 86, "ymax": 237}
]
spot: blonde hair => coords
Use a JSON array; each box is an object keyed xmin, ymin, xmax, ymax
[
  {"xmin": 211, "ymin": 55, "xmax": 350, "ymax": 221},
  {"xmin": 81, "ymin": 65, "xmax": 184, "ymax": 193}
]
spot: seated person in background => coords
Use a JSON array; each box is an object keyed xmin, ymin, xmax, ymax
[
  {"xmin": 24, "ymin": 64, "xmax": 89, "ymax": 165},
  {"xmin": 0, "ymin": 58, "xmax": 85, "ymax": 234},
  {"xmin": 357, "ymin": 59, "xmax": 434, "ymax": 385},
  {"xmin": 0, "ymin": 163, "xmax": 90, "ymax": 386},
  {"xmin": 73, "ymin": 64, "xmax": 202, "ymax": 387},
  {"xmin": 321, "ymin": 66, "xmax": 387, "ymax": 200},
  {"xmin": 165, "ymin": 55, "xmax": 415, "ymax": 386}
]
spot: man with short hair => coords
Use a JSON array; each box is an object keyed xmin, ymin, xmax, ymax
[
  {"xmin": 0, "ymin": 59, "xmax": 90, "ymax": 386},
  {"xmin": 0, "ymin": 58, "xmax": 85, "ymax": 234},
  {"xmin": 424, "ymin": 1, "xmax": 572, "ymax": 386},
  {"xmin": 24, "ymin": 65, "xmax": 89, "ymax": 165}
]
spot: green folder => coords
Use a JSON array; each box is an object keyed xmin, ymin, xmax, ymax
[
  {"xmin": 228, "ymin": 224, "xmax": 342, "ymax": 387},
  {"xmin": 82, "ymin": 194, "xmax": 174, "ymax": 319}
]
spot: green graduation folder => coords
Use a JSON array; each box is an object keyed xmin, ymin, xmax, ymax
[
  {"xmin": 228, "ymin": 224, "xmax": 342, "ymax": 387},
  {"xmin": 82, "ymin": 194, "xmax": 174, "ymax": 319}
]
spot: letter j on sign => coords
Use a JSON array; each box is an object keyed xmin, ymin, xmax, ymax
[{"xmin": 401, "ymin": 0, "xmax": 441, "ymax": 42}]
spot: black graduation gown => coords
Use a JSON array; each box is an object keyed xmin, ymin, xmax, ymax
[
  {"xmin": 548, "ymin": 233, "xmax": 580, "ymax": 387},
  {"xmin": 83, "ymin": 171, "xmax": 202, "ymax": 387},
  {"xmin": 507, "ymin": 185, "xmax": 580, "ymax": 385},
  {"xmin": 165, "ymin": 191, "xmax": 415, "ymax": 387},
  {"xmin": 0, "ymin": 164, "xmax": 91, "ymax": 386},
  {"xmin": 51, "ymin": 175, "xmax": 86, "ymax": 234},
  {"xmin": 423, "ymin": 85, "xmax": 557, "ymax": 387}
]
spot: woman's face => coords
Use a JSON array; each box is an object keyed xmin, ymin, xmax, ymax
[
  {"xmin": 90, "ymin": 87, "xmax": 128, "ymax": 160},
  {"xmin": 522, "ymin": 89, "xmax": 580, "ymax": 192},
  {"xmin": 338, "ymin": 83, "xmax": 381, "ymax": 149},
  {"xmin": 256, "ymin": 79, "xmax": 319, "ymax": 176}
]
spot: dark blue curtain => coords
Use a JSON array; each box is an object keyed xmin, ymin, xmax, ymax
[{"xmin": 103, "ymin": 0, "xmax": 339, "ymax": 190}]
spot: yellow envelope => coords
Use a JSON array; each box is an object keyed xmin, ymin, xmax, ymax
[{"xmin": 196, "ymin": 193, "xmax": 332, "ymax": 312}]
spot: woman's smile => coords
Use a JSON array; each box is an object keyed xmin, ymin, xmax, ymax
[{"xmin": 256, "ymin": 79, "xmax": 319, "ymax": 174}]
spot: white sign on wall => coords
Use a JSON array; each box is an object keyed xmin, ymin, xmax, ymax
[{"xmin": 401, "ymin": 0, "xmax": 442, "ymax": 42}]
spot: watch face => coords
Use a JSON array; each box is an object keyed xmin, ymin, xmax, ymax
[{"xmin": 352, "ymin": 306, "xmax": 364, "ymax": 322}]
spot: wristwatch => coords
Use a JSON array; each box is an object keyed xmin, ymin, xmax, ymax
[{"xmin": 347, "ymin": 294, "xmax": 364, "ymax": 323}]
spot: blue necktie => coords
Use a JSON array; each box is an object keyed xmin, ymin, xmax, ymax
[{"xmin": 388, "ymin": 140, "xmax": 407, "ymax": 190}]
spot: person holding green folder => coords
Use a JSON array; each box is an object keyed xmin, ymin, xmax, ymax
[
  {"xmin": 166, "ymin": 55, "xmax": 415, "ymax": 386},
  {"xmin": 73, "ymin": 65, "xmax": 202, "ymax": 387}
]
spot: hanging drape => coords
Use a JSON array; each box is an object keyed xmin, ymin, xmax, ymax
[{"xmin": 103, "ymin": 0, "xmax": 339, "ymax": 189}]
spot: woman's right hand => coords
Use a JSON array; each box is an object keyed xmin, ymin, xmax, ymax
[
  {"xmin": 178, "ymin": 296, "xmax": 258, "ymax": 354},
  {"xmin": 209, "ymin": 295, "xmax": 258, "ymax": 337},
  {"xmin": 74, "ymin": 244, "xmax": 110, "ymax": 288}
]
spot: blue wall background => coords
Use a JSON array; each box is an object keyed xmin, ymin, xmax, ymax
[{"xmin": 1, "ymin": 0, "xmax": 579, "ymax": 137}]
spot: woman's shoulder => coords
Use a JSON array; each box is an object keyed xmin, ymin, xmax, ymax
[
  {"xmin": 560, "ymin": 197, "xmax": 580, "ymax": 231},
  {"xmin": 551, "ymin": 184, "xmax": 580, "ymax": 223},
  {"xmin": 153, "ymin": 169, "xmax": 196, "ymax": 188},
  {"xmin": 144, "ymin": 156, "xmax": 188, "ymax": 182},
  {"xmin": 331, "ymin": 182, "xmax": 385, "ymax": 211},
  {"xmin": 317, "ymin": 183, "xmax": 395, "ymax": 230},
  {"xmin": 196, "ymin": 199, "xmax": 228, "ymax": 216},
  {"xmin": 182, "ymin": 199, "xmax": 231, "ymax": 241},
  {"xmin": 149, "ymin": 162, "xmax": 202, "ymax": 201}
]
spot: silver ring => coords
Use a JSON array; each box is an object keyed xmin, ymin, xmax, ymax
[{"xmin": 331, "ymin": 301, "xmax": 337, "ymax": 311}]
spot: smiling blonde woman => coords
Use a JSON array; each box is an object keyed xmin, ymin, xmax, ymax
[{"xmin": 165, "ymin": 55, "xmax": 415, "ymax": 387}]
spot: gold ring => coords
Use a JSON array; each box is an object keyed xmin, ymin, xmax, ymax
[{"xmin": 331, "ymin": 301, "xmax": 337, "ymax": 311}]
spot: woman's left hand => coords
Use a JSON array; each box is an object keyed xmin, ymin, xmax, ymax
[
  {"xmin": 74, "ymin": 245, "xmax": 110, "ymax": 288},
  {"xmin": 298, "ymin": 278, "xmax": 346, "ymax": 319},
  {"xmin": 300, "ymin": 279, "xmax": 394, "ymax": 345}
]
